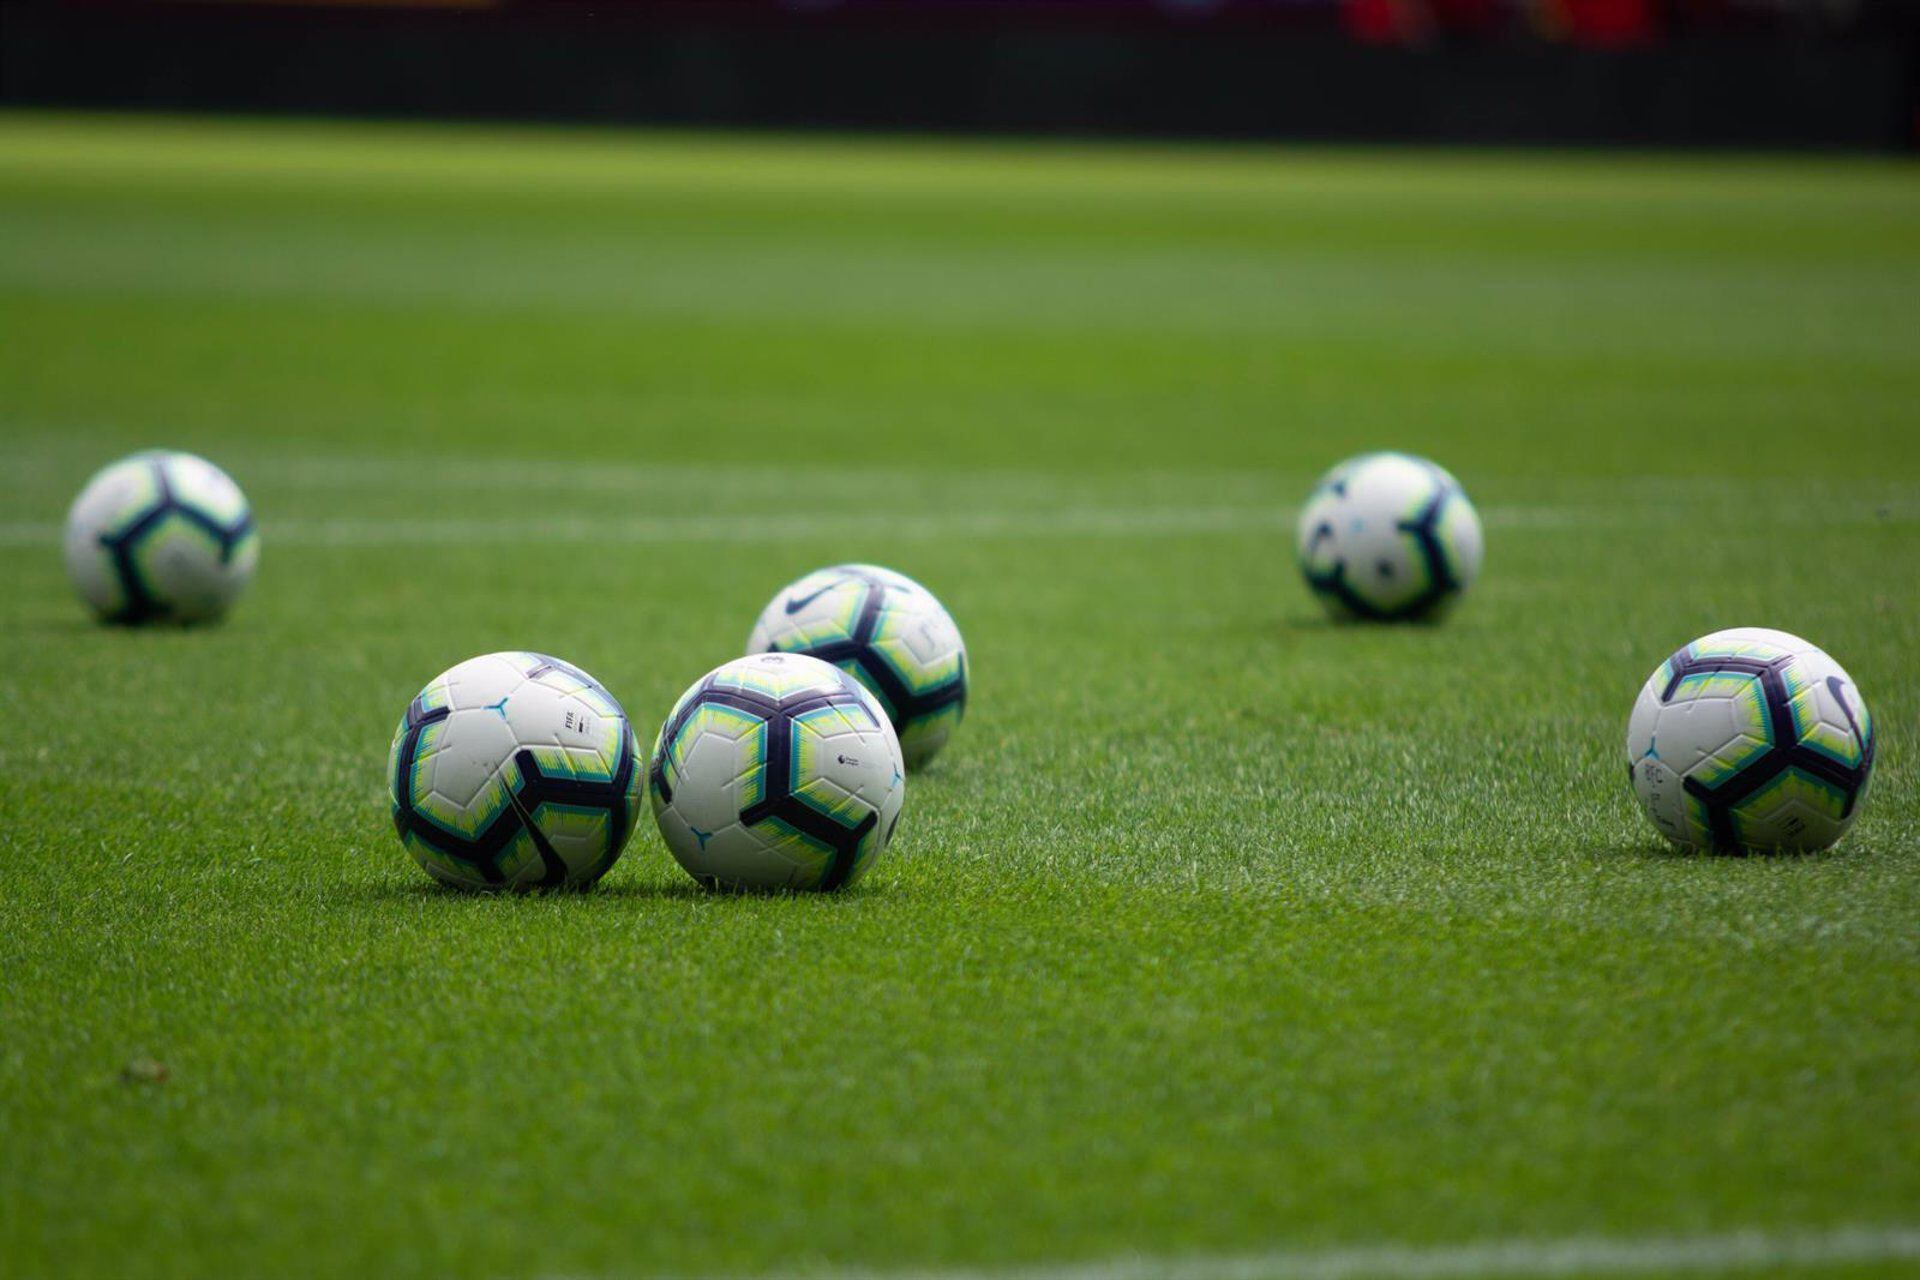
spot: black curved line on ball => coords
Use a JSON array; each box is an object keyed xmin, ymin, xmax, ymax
[
  {"xmin": 764, "ymin": 568, "xmax": 967, "ymax": 735},
  {"xmin": 1396, "ymin": 484, "xmax": 1462, "ymax": 594},
  {"xmin": 1302, "ymin": 561, "xmax": 1395, "ymax": 622},
  {"xmin": 1303, "ymin": 475, "xmax": 1460, "ymax": 623},
  {"xmin": 505, "ymin": 777, "xmax": 570, "ymax": 889},
  {"xmin": 1662, "ymin": 649, "xmax": 1873, "ymax": 852},
  {"xmin": 96, "ymin": 456, "xmax": 256, "ymax": 623},
  {"xmin": 650, "ymin": 676, "xmax": 881, "ymax": 891},
  {"xmin": 393, "ymin": 699, "xmax": 637, "ymax": 888}
]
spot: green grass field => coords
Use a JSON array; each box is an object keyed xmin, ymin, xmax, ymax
[{"xmin": 1, "ymin": 114, "xmax": 1917, "ymax": 1280}]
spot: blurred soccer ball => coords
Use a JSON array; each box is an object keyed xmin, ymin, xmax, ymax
[
  {"xmin": 747, "ymin": 563, "xmax": 967, "ymax": 769},
  {"xmin": 651, "ymin": 652, "xmax": 905, "ymax": 892},
  {"xmin": 1296, "ymin": 452, "xmax": 1483, "ymax": 622},
  {"xmin": 388, "ymin": 652, "xmax": 644, "ymax": 890},
  {"xmin": 64, "ymin": 450, "xmax": 258, "ymax": 623},
  {"xmin": 1626, "ymin": 627, "xmax": 1875, "ymax": 854}
]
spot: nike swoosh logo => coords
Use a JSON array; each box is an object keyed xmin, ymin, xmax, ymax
[
  {"xmin": 1827, "ymin": 676, "xmax": 1868, "ymax": 749},
  {"xmin": 784, "ymin": 579, "xmax": 849, "ymax": 615}
]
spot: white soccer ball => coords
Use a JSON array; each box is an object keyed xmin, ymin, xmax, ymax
[
  {"xmin": 388, "ymin": 652, "xmax": 645, "ymax": 890},
  {"xmin": 1626, "ymin": 627, "xmax": 1875, "ymax": 854},
  {"xmin": 651, "ymin": 652, "xmax": 906, "ymax": 892},
  {"xmin": 1296, "ymin": 452, "xmax": 1483, "ymax": 621},
  {"xmin": 64, "ymin": 450, "xmax": 259, "ymax": 624},
  {"xmin": 747, "ymin": 564, "xmax": 967, "ymax": 769}
]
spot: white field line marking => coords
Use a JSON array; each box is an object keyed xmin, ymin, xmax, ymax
[
  {"xmin": 645, "ymin": 1225, "xmax": 1920, "ymax": 1280},
  {"xmin": 178, "ymin": 453, "xmax": 1274, "ymax": 501},
  {"xmin": 288, "ymin": 505, "xmax": 1295, "ymax": 545},
  {"xmin": 12, "ymin": 448, "xmax": 1916, "ymax": 510},
  {"xmin": 3, "ymin": 502, "xmax": 1913, "ymax": 550},
  {"xmin": 0, "ymin": 505, "xmax": 1292, "ymax": 549}
]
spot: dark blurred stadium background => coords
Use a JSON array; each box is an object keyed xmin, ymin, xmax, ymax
[{"xmin": 3, "ymin": 0, "xmax": 1917, "ymax": 148}]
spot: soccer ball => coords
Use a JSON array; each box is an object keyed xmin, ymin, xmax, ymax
[
  {"xmin": 388, "ymin": 652, "xmax": 645, "ymax": 890},
  {"xmin": 747, "ymin": 564, "xmax": 967, "ymax": 769},
  {"xmin": 651, "ymin": 652, "xmax": 905, "ymax": 892},
  {"xmin": 1296, "ymin": 452, "xmax": 1483, "ymax": 621},
  {"xmin": 1626, "ymin": 628, "xmax": 1875, "ymax": 854},
  {"xmin": 64, "ymin": 450, "xmax": 258, "ymax": 623}
]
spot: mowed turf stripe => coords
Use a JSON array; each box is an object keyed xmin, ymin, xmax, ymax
[
  {"xmin": 662, "ymin": 1225, "xmax": 1920, "ymax": 1280},
  {"xmin": 6, "ymin": 503, "xmax": 1919, "ymax": 550}
]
